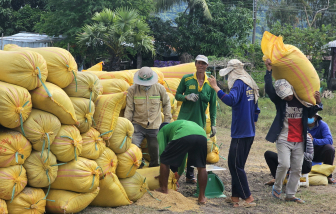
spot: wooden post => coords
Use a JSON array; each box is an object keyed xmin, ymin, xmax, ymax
[{"xmin": 67, "ymin": 43, "xmax": 70, "ymax": 51}]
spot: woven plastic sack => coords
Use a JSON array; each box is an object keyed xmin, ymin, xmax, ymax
[
  {"xmin": 63, "ymin": 72, "xmax": 102, "ymax": 102},
  {"xmin": 172, "ymin": 105, "xmax": 181, "ymax": 121},
  {"xmin": 166, "ymin": 92, "xmax": 177, "ymax": 114},
  {"xmin": 6, "ymin": 187, "xmax": 46, "ymax": 214},
  {"xmin": 310, "ymin": 164, "xmax": 336, "ymax": 176},
  {"xmin": 0, "ymin": 199, "xmax": 7, "ymax": 214},
  {"xmin": 50, "ymin": 125, "xmax": 82, "ymax": 162},
  {"xmin": 207, "ymin": 135, "xmax": 217, "ymax": 154},
  {"xmin": 70, "ymin": 97, "xmax": 95, "ymax": 133},
  {"xmin": 15, "ymin": 109, "xmax": 61, "ymax": 152},
  {"xmin": 95, "ymin": 147, "xmax": 118, "ymax": 178},
  {"xmin": 0, "ymin": 130, "xmax": 31, "ymax": 168},
  {"xmin": 30, "ymin": 82, "xmax": 78, "ymax": 125},
  {"xmin": 86, "ymin": 61, "xmax": 104, "ymax": 71},
  {"xmin": 155, "ymin": 63, "xmax": 196, "ymax": 79},
  {"xmin": 0, "ymin": 165, "xmax": 27, "ymax": 201},
  {"xmin": 5, "ymin": 44, "xmax": 78, "ymax": 89},
  {"xmin": 93, "ymin": 92, "xmax": 127, "ymax": 140},
  {"xmin": 119, "ymin": 172, "xmax": 149, "ymax": 202},
  {"xmin": 261, "ymin": 31, "xmax": 320, "ymax": 105},
  {"xmin": 80, "ymin": 128, "xmax": 105, "ymax": 160},
  {"xmin": 137, "ymin": 167, "xmax": 178, "ymax": 191},
  {"xmin": 0, "ymin": 81, "xmax": 32, "ymax": 129},
  {"xmin": 0, "ymin": 50, "xmax": 48, "ymax": 90},
  {"xmin": 116, "ymin": 144, "xmax": 142, "ymax": 179},
  {"xmin": 90, "ymin": 173, "xmax": 132, "ymax": 207},
  {"xmin": 84, "ymin": 70, "xmax": 134, "ymax": 86},
  {"xmin": 23, "ymin": 150, "xmax": 58, "ymax": 188},
  {"xmin": 100, "ymin": 79, "xmax": 129, "ymax": 109},
  {"xmin": 51, "ymin": 157, "xmax": 100, "ymax": 193},
  {"xmin": 45, "ymin": 187, "xmax": 99, "ymax": 213},
  {"xmin": 309, "ymin": 173, "xmax": 328, "ymax": 186},
  {"xmin": 206, "ymin": 146, "xmax": 219, "ymax": 164},
  {"xmin": 108, "ymin": 117, "xmax": 134, "ymax": 154},
  {"xmin": 163, "ymin": 78, "xmax": 181, "ymax": 95}
]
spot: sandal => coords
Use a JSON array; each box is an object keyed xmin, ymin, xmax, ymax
[
  {"xmin": 285, "ymin": 197, "xmax": 305, "ymax": 204},
  {"xmin": 186, "ymin": 177, "xmax": 197, "ymax": 184},
  {"xmin": 264, "ymin": 179, "xmax": 275, "ymax": 186},
  {"xmin": 272, "ymin": 185, "xmax": 281, "ymax": 199},
  {"xmin": 225, "ymin": 197, "xmax": 239, "ymax": 204},
  {"xmin": 328, "ymin": 178, "xmax": 336, "ymax": 184},
  {"xmin": 198, "ymin": 200, "xmax": 207, "ymax": 205},
  {"xmin": 233, "ymin": 200, "xmax": 256, "ymax": 208}
]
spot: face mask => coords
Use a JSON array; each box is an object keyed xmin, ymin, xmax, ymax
[
  {"xmin": 141, "ymin": 86, "xmax": 151, "ymax": 91},
  {"xmin": 307, "ymin": 117, "xmax": 315, "ymax": 124}
]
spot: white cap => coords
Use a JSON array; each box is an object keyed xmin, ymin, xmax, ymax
[{"xmin": 195, "ymin": 55, "xmax": 208, "ymax": 64}]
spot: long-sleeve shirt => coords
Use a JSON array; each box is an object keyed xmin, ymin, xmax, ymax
[
  {"xmin": 308, "ymin": 119, "xmax": 333, "ymax": 146},
  {"xmin": 175, "ymin": 72, "xmax": 216, "ymax": 128},
  {"xmin": 124, "ymin": 83, "xmax": 172, "ymax": 129},
  {"xmin": 217, "ymin": 79, "xmax": 260, "ymax": 138}
]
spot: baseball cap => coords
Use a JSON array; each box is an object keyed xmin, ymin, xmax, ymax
[{"xmin": 195, "ymin": 55, "xmax": 208, "ymax": 64}]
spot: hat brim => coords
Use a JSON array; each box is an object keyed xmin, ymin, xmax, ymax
[
  {"xmin": 219, "ymin": 67, "xmax": 234, "ymax": 76},
  {"xmin": 195, "ymin": 59, "xmax": 208, "ymax": 64},
  {"xmin": 316, "ymin": 112, "xmax": 322, "ymax": 120},
  {"xmin": 133, "ymin": 70, "xmax": 158, "ymax": 86}
]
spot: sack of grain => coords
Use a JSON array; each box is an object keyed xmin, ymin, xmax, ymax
[
  {"xmin": 15, "ymin": 109, "xmax": 61, "ymax": 152},
  {"xmin": 95, "ymin": 147, "xmax": 118, "ymax": 178},
  {"xmin": 93, "ymin": 92, "xmax": 127, "ymax": 140},
  {"xmin": 166, "ymin": 92, "xmax": 177, "ymax": 114},
  {"xmin": 50, "ymin": 157, "xmax": 100, "ymax": 193},
  {"xmin": 141, "ymin": 147, "xmax": 151, "ymax": 162},
  {"xmin": 156, "ymin": 63, "xmax": 196, "ymax": 79},
  {"xmin": 107, "ymin": 117, "xmax": 134, "ymax": 154},
  {"xmin": 0, "ymin": 81, "xmax": 32, "ymax": 129},
  {"xmin": 119, "ymin": 172, "xmax": 148, "ymax": 202},
  {"xmin": 23, "ymin": 150, "xmax": 58, "ymax": 188},
  {"xmin": 206, "ymin": 146, "xmax": 219, "ymax": 164},
  {"xmin": 86, "ymin": 61, "xmax": 104, "ymax": 71},
  {"xmin": 5, "ymin": 45, "xmax": 77, "ymax": 89},
  {"xmin": 0, "ymin": 199, "xmax": 7, "ymax": 214},
  {"xmin": 137, "ymin": 167, "xmax": 178, "ymax": 191},
  {"xmin": 207, "ymin": 135, "xmax": 217, "ymax": 154},
  {"xmin": 0, "ymin": 50, "xmax": 48, "ymax": 90},
  {"xmin": 70, "ymin": 97, "xmax": 95, "ymax": 133},
  {"xmin": 116, "ymin": 144, "xmax": 142, "ymax": 179},
  {"xmin": 309, "ymin": 173, "xmax": 328, "ymax": 186},
  {"xmin": 63, "ymin": 72, "xmax": 102, "ymax": 102},
  {"xmin": 90, "ymin": 173, "xmax": 132, "ymax": 207},
  {"xmin": 45, "ymin": 187, "xmax": 99, "ymax": 213},
  {"xmin": 50, "ymin": 125, "xmax": 82, "ymax": 162},
  {"xmin": 80, "ymin": 128, "xmax": 105, "ymax": 160},
  {"xmin": 261, "ymin": 31, "xmax": 320, "ymax": 105},
  {"xmin": 30, "ymin": 82, "xmax": 78, "ymax": 125},
  {"xmin": 172, "ymin": 105, "xmax": 181, "ymax": 121},
  {"xmin": 6, "ymin": 187, "xmax": 46, "ymax": 214},
  {"xmin": 100, "ymin": 79, "xmax": 129, "ymax": 109},
  {"xmin": 0, "ymin": 130, "xmax": 31, "ymax": 168},
  {"xmin": 0, "ymin": 165, "xmax": 27, "ymax": 201},
  {"xmin": 84, "ymin": 70, "xmax": 134, "ymax": 86},
  {"xmin": 163, "ymin": 78, "xmax": 181, "ymax": 95}
]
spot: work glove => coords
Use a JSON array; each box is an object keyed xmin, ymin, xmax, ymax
[
  {"xmin": 210, "ymin": 126, "xmax": 216, "ymax": 138},
  {"xmin": 185, "ymin": 93, "xmax": 199, "ymax": 102}
]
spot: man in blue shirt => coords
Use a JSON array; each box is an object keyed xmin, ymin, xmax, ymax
[
  {"xmin": 208, "ymin": 59, "xmax": 260, "ymax": 208},
  {"xmin": 308, "ymin": 113, "xmax": 335, "ymax": 184}
]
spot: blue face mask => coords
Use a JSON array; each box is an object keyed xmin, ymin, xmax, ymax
[
  {"xmin": 141, "ymin": 86, "xmax": 151, "ymax": 91},
  {"xmin": 307, "ymin": 117, "xmax": 315, "ymax": 124}
]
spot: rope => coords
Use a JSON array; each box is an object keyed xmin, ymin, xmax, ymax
[
  {"xmin": 36, "ymin": 67, "xmax": 52, "ymax": 97},
  {"xmin": 99, "ymin": 130, "xmax": 113, "ymax": 137},
  {"xmin": 10, "ymin": 165, "xmax": 23, "ymax": 203},
  {"xmin": 90, "ymin": 166, "xmax": 104, "ymax": 189},
  {"xmin": 15, "ymin": 152, "xmax": 24, "ymax": 163},
  {"xmin": 44, "ymin": 133, "xmax": 51, "ymax": 163},
  {"xmin": 126, "ymin": 165, "xmax": 134, "ymax": 177},
  {"xmin": 19, "ymin": 101, "xmax": 30, "ymax": 137},
  {"xmin": 60, "ymin": 136, "xmax": 77, "ymax": 161},
  {"xmin": 144, "ymin": 178, "xmax": 161, "ymax": 201},
  {"xmin": 66, "ymin": 65, "xmax": 78, "ymax": 92},
  {"xmin": 119, "ymin": 136, "xmax": 127, "ymax": 149},
  {"xmin": 92, "ymin": 116, "xmax": 96, "ymax": 127}
]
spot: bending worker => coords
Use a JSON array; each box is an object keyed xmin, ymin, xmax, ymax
[
  {"xmin": 175, "ymin": 54, "xmax": 217, "ymax": 184},
  {"xmin": 124, "ymin": 67, "xmax": 172, "ymax": 167},
  {"xmin": 156, "ymin": 120, "xmax": 208, "ymax": 205}
]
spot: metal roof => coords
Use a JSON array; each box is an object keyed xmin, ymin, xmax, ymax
[{"xmin": 329, "ymin": 40, "xmax": 336, "ymax": 48}]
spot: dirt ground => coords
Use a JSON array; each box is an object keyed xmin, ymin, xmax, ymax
[{"xmin": 79, "ymin": 128, "xmax": 336, "ymax": 214}]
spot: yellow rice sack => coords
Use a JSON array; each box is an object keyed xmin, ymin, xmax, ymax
[
  {"xmin": 45, "ymin": 187, "xmax": 99, "ymax": 213},
  {"xmin": 309, "ymin": 173, "xmax": 328, "ymax": 186},
  {"xmin": 51, "ymin": 157, "xmax": 100, "ymax": 193},
  {"xmin": 80, "ymin": 128, "xmax": 105, "ymax": 160},
  {"xmin": 0, "ymin": 81, "xmax": 32, "ymax": 129},
  {"xmin": 206, "ymin": 146, "xmax": 219, "ymax": 164},
  {"xmin": 15, "ymin": 109, "xmax": 61, "ymax": 152},
  {"xmin": 30, "ymin": 82, "xmax": 78, "ymax": 125},
  {"xmin": 137, "ymin": 167, "xmax": 178, "ymax": 191},
  {"xmin": 84, "ymin": 70, "xmax": 134, "ymax": 86},
  {"xmin": 310, "ymin": 164, "xmax": 336, "ymax": 176},
  {"xmin": 0, "ymin": 130, "xmax": 31, "ymax": 168},
  {"xmin": 95, "ymin": 147, "xmax": 118, "ymax": 178},
  {"xmin": 93, "ymin": 92, "xmax": 127, "ymax": 140},
  {"xmin": 6, "ymin": 187, "xmax": 46, "ymax": 214},
  {"xmin": 86, "ymin": 61, "xmax": 104, "ymax": 71},
  {"xmin": 100, "ymin": 79, "xmax": 129, "ymax": 109},
  {"xmin": 70, "ymin": 97, "xmax": 95, "ymax": 133},
  {"xmin": 119, "ymin": 172, "xmax": 149, "ymax": 202},
  {"xmin": 261, "ymin": 31, "xmax": 320, "ymax": 105},
  {"xmin": 90, "ymin": 173, "xmax": 132, "ymax": 207},
  {"xmin": 5, "ymin": 45, "xmax": 77, "ymax": 89},
  {"xmin": 108, "ymin": 117, "xmax": 134, "ymax": 154},
  {"xmin": 172, "ymin": 105, "xmax": 181, "ymax": 121},
  {"xmin": 116, "ymin": 144, "xmax": 142, "ymax": 179},
  {"xmin": 50, "ymin": 125, "xmax": 82, "ymax": 162},
  {"xmin": 0, "ymin": 165, "xmax": 27, "ymax": 201},
  {"xmin": 155, "ymin": 63, "xmax": 196, "ymax": 79},
  {"xmin": 163, "ymin": 78, "xmax": 181, "ymax": 95},
  {"xmin": 0, "ymin": 199, "xmax": 7, "ymax": 214},
  {"xmin": 63, "ymin": 72, "xmax": 102, "ymax": 102},
  {"xmin": 23, "ymin": 150, "xmax": 58, "ymax": 188},
  {"xmin": 0, "ymin": 50, "xmax": 48, "ymax": 90},
  {"xmin": 166, "ymin": 92, "xmax": 177, "ymax": 114}
]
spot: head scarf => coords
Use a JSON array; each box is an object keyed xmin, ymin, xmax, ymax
[{"xmin": 274, "ymin": 79, "xmax": 293, "ymax": 99}]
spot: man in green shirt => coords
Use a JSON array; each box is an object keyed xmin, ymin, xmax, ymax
[
  {"xmin": 156, "ymin": 120, "xmax": 208, "ymax": 204},
  {"xmin": 175, "ymin": 54, "xmax": 217, "ymax": 183}
]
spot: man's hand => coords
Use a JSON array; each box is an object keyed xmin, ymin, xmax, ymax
[
  {"xmin": 314, "ymin": 91, "xmax": 321, "ymax": 104},
  {"xmin": 208, "ymin": 75, "xmax": 221, "ymax": 92},
  {"xmin": 265, "ymin": 59, "xmax": 272, "ymax": 71},
  {"xmin": 210, "ymin": 126, "xmax": 216, "ymax": 138},
  {"xmin": 185, "ymin": 93, "xmax": 199, "ymax": 102},
  {"xmin": 308, "ymin": 133, "xmax": 314, "ymax": 141}
]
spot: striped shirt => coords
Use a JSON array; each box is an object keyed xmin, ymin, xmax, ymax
[{"xmin": 304, "ymin": 134, "xmax": 314, "ymax": 162}]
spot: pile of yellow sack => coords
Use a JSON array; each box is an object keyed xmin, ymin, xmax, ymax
[{"xmin": 308, "ymin": 164, "xmax": 336, "ymax": 186}]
